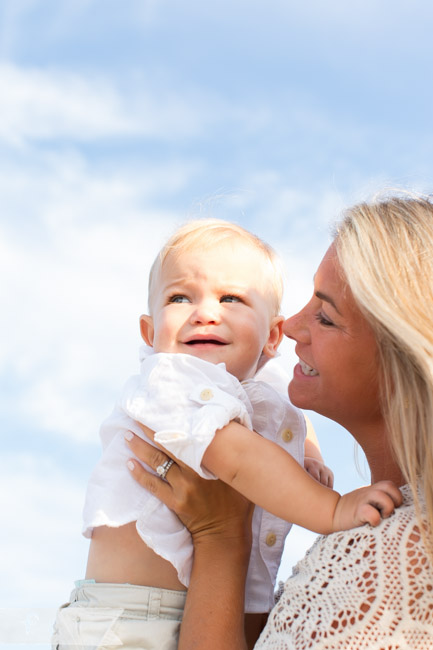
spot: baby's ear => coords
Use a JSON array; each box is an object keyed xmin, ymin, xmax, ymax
[
  {"xmin": 262, "ymin": 315, "xmax": 284, "ymax": 358},
  {"xmin": 140, "ymin": 314, "xmax": 154, "ymax": 347}
]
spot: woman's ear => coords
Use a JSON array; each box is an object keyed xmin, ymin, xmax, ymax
[
  {"xmin": 262, "ymin": 315, "xmax": 284, "ymax": 359},
  {"xmin": 140, "ymin": 314, "xmax": 154, "ymax": 347}
]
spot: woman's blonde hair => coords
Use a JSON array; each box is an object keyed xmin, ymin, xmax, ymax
[
  {"xmin": 148, "ymin": 218, "xmax": 283, "ymax": 316},
  {"xmin": 334, "ymin": 193, "xmax": 433, "ymax": 555}
]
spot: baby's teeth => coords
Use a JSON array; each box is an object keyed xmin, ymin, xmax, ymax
[{"xmin": 299, "ymin": 360, "xmax": 319, "ymax": 376}]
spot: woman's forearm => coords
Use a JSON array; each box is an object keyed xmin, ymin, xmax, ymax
[{"xmin": 178, "ymin": 533, "xmax": 250, "ymax": 650}]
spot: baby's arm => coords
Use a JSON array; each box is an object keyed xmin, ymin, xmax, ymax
[
  {"xmin": 202, "ymin": 422, "xmax": 402, "ymax": 534},
  {"xmin": 304, "ymin": 415, "xmax": 334, "ymax": 488}
]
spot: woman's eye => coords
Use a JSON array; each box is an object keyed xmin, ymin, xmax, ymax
[
  {"xmin": 315, "ymin": 312, "xmax": 334, "ymax": 327},
  {"xmin": 169, "ymin": 295, "xmax": 190, "ymax": 304},
  {"xmin": 220, "ymin": 294, "xmax": 242, "ymax": 303}
]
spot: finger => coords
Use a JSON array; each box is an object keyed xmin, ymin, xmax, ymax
[
  {"xmin": 373, "ymin": 480, "xmax": 403, "ymax": 507},
  {"xmin": 358, "ymin": 503, "xmax": 382, "ymax": 527},
  {"xmin": 360, "ymin": 488, "xmax": 400, "ymax": 526},
  {"xmin": 127, "ymin": 428, "xmax": 189, "ymax": 471},
  {"xmin": 127, "ymin": 458, "xmax": 175, "ymax": 507},
  {"xmin": 325, "ymin": 469, "xmax": 334, "ymax": 489},
  {"xmin": 137, "ymin": 421, "xmax": 156, "ymax": 441},
  {"xmin": 307, "ymin": 466, "xmax": 320, "ymax": 482},
  {"xmin": 125, "ymin": 431, "xmax": 176, "ymax": 469},
  {"xmin": 304, "ymin": 459, "xmax": 321, "ymax": 482}
]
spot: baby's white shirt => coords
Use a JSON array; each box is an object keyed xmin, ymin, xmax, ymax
[{"xmin": 82, "ymin": 347, "xmax": 306, "ymax": 613}]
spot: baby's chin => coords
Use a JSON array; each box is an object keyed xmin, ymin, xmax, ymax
[
  {"xmin": 183, "ymin": 347, "xmax": 244, "ymax": 378},
  {"xmin": 182, "ymin": 344, "xmax": 228, "ymax": 364}
]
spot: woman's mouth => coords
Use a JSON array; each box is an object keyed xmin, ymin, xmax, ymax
[{"xmin": 299, "ymin": 359, "xmax": 319, "ymax": 376}]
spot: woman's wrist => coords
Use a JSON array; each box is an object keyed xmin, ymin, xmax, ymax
[
  {"xmin": 189, "ymin": 498, "xmax": 253, "ymax": 575},
  {"xmin": 193, "ymin": 526, "xmax": 252, "ymax": 567}
]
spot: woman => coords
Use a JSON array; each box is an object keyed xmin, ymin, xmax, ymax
[{"xmin": 127, "ymin": 194, "xmax": 433, "ymax": 649}]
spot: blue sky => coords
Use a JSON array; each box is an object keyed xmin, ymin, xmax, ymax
[{"xmin": 1, "ymin": 1, "xmax": 432, "ymax": 645}]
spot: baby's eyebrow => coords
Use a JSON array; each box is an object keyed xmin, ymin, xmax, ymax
[
  {"xmin": 315, "ymin": 291, "xmax": 341, "ymax": 315},
  {"xmin": 162, "ymin": 279, "xmax": 188, "ymax": 291}
]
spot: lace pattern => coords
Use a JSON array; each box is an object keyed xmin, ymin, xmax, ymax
[{"xmin": 256, "ymin": 485, "xmax": 433, "ymax": 649}]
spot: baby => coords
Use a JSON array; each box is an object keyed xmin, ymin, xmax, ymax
[{"xmin": 53, "ymin": 219, "xmax": 398, "ymax": 650}]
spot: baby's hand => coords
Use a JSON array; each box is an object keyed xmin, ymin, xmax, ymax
[
  {"xmin": 304, "ymin": 456, "xmax": 334, "ymax": 488},
  {"xmin": 333, "ymin": 480, "xmax": 403, "ymax": 531}
]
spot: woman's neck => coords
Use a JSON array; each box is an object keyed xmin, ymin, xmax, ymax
[
  {"xmin": 352, "ymin": 420, "xmax": 406, "ymax": 487},
  {"xmin": 367, "ymin": 452, "xmax": 406, "ymax": 486}
]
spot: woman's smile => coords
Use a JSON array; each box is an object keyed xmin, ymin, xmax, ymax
[{"xmin": 297, "ymin": 358, "xmax": 319, "ymax": 377}]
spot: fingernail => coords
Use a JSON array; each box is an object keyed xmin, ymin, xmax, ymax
[
  {"xmin": 124, "ymin": 431, "xmax": 134, "ymax": 441},
  {"xmin": 127, "ymin": 460, "xmax": 135, "ymax": 471}
]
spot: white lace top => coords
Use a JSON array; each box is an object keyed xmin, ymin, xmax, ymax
[{"xmin": 256, "ymin": 484, "xmax": 433, "ymax": 649}]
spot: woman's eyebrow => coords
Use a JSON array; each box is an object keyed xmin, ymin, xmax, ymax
[{"xmin": 315, "ymin": 290, "xmax": 341, "ymax": 315}]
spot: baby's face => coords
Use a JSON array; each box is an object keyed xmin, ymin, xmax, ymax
[{"xmin": 141, "ymin": 240, "xmax": 282, "ymax": 380}]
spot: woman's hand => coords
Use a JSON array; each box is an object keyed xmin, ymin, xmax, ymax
[{"xmin": 125, "ymin": 430, "xmax": 253, "ymax": 545}]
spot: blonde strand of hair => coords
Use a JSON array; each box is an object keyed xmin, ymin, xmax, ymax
[{"xmin": 335, "ymin": 194, "xmax": 433, "ymax": 561}]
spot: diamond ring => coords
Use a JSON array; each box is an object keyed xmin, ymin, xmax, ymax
[{"xmin": 156, "ymin": 458, "xmax": 175, "ymax": 480}]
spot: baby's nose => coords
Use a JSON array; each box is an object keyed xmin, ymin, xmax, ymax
[{"xmin": 191, "ymin": 300, "xmax": 221, "ymax": 324}]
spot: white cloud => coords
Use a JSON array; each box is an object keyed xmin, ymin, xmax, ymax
[
  {"xmin": 0, "ymin": 63, "xmax": 138, "ymax": 145},
  {"xmin": 200, "ymin": 0, "xmax": 433, "ymax": 44},
  {"xmin": 0, "ymin": 58, "xmax": 369, "ymax": 154},
  {"xmin": 0, "ymin": 62, "xmax": 266, "ymax": 147},
  {"xmin": 0, "ymin": 452, "xmax": 90, "ymax": 646},
  {"xmin": 0, "ymin": 63, "xmax": 205, "ymax": 145},
  {"xmin": 0, "ymin": 453, "xmax": 89, "ymax": 607}
]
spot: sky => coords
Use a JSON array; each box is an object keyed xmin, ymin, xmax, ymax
[{"xmin": 1, "ymin": 0, "xmax": 433, "ymax": 646}]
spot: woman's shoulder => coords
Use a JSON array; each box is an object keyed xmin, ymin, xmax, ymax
[
  {"xmin": 258, "ymin": 485, "xmax": 433, "ymax": 649},
  {"xmin": 301, "ymin": 484, "xmax": 424, "ymax": 567}
]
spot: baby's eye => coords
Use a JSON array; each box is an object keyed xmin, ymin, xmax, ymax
[
  {"xmin": 169, "ymin": 295, "xmax": 190, "ymax": 304},
  {"xmin": 220, "ymin": 294, "xmax": 242, "ymax": 303}
]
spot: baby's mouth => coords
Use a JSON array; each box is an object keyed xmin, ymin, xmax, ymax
[
  {"xmin": 185, "ymin": 338, "xmax": 227, "ymax": 346},
  {"xmin": 299, "ymin": 359, "xmax": 319, "ymax": 376}
]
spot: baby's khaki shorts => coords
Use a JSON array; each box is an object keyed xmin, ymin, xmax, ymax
[{"xmin": 51, "ymin": 581, "xmax": 187, "ymax": 650}]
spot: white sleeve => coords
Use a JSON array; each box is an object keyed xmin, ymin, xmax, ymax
[{"xmin": 120, "ymin": 352, "xmax": 253, "ymax": 478}]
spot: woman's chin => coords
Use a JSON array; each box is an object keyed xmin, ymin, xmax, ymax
[{"xmin": 288, "ymin": 364, "xmax": 320, "ymax": 409}]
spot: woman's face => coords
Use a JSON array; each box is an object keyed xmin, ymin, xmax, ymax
[{"xmin": 284, "ymin": 245, "xmax": 382, "ymax": 431}]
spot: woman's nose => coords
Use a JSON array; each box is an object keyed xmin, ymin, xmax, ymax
[{"xmin": 283, "ymin": 307, "xmax": 310, "ymax": 342}]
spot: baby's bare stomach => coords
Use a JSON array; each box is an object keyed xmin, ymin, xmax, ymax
[{"xmin": 85, "ymin": 521, "xmax": 186, "ymax": 591}]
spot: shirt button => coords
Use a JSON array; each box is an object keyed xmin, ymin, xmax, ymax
[
  {"xmin": 200, "ymin": 388, "xmax": 214, "ymax": 401},
  {"xmin": 265, "ymin": 532, "xmax": 277, "ymax": 547},
  {"xmin": 281, "ymin": 428, "xmax": 293, "ymax": 442}
]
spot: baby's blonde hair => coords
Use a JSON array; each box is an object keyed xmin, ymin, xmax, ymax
[
  {"xmin": 148, "ymin": 218, "xmax": 283, "ymax": 316},
  {"xmin": 334, "ymin": 193, "xmax": 433, "ymax": 558}
]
